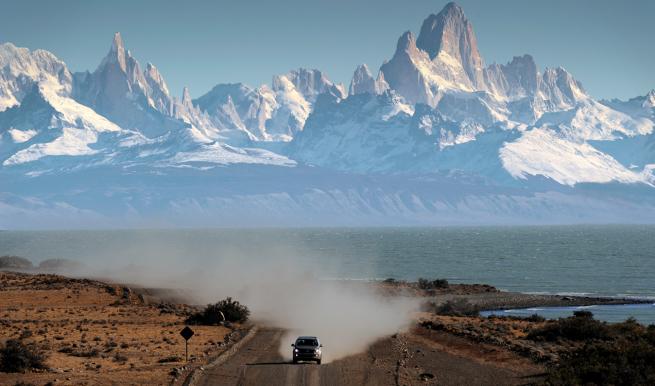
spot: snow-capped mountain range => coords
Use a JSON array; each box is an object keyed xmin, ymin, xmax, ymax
[{"xmin": 1, "ymin": 2, "xmax": 655, "ymax": 228}]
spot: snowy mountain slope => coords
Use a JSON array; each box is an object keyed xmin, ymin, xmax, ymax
[
  {"xmin": 285, "ymin": 89, "xmax": 651, "ymax": 187},
  {"xmin": 0, "ymin": 42, "xmax": 72, "ymax": 112},
  {"xmin": 0, "ymin": 77, "xmax": 294, "ymax": 175},
  {"xmin": 286, "ymin": 91, "xmax": 524, "ymax": 185},
  {"xmin": 499, "ymin": 125, "xmax": 646, "ymax": 186},
  {"xmin": 535, "ymin": 98, "xmax": 653, "ymax": 141},
  {"xmin": 193, "ymin": 68, "xmax": 346, "ymax": 141},
  {"xmin": 0, "ymin": 81, "xmax": 129, "ymax": 167}
]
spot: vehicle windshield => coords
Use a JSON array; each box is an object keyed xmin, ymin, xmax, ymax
[{"xmin": 296, "ymin": 339, "xmax": 317, "ymax": 346}]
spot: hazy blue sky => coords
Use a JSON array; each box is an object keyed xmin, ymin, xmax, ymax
[{"xmin": 2, "ymin": 0, "xmax": 653, "ymax": 101}]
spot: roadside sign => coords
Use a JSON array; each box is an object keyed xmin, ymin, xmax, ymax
[
  {"xmin": 180, "ymin": 326, "xmax": 195, "ymax": 361},
  {"xmin": 180, "ymin": 326, "xmax": 195, "ymax": 340}
]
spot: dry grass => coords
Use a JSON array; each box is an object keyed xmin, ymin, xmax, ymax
[{"xmin": 0, "ymin": 271, "xmax": 243, "ymax": 386}]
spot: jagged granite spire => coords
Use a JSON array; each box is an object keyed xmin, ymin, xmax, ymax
[
  {"xmin": 416, "ymin": 2, "xmax": 487, "ymax": 91},
  {"xmin": 144, "ymin": 62, "xmax": 169, "ymax": 96},
  {"xmin": 349, "ymin": 64, "xmax": 389, "ymax": 96},
  {"xmin": 100, "ymin": 32, "xmax": 126, "ymax": 72},
  {"xmin": 182, "ymin": 87, "xmax": 192, "ymax": 109}
]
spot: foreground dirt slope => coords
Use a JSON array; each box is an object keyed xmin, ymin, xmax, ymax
[
  {"xmin": 194, "ymin": 326, "xmax": 546, "ymax": 386},
  {"xmin": 0, "ymin": 272, "xmax": 241, "ymax": 386}
]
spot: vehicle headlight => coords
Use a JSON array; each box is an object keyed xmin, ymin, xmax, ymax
[
  {"xmin": 294, "ymin": 348, "xmax": 298, "ymax": 352},
  {"xmin": 315, "ymin": 349, "xmax": 320, "ymax": 353}
]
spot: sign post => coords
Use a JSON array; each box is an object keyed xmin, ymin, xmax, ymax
[{"xmin": 180, "ymin": 326, "xmax": 195, "ymax": 362}]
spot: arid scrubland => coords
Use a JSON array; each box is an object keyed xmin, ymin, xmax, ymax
[{"xmin": 0, "ymin": 272, "xmax": 245, "ymax": 386}]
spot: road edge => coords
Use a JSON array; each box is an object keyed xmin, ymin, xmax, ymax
[{"xmin": 181, "ymin": 324, "xmax": 262, "ymax": 386}]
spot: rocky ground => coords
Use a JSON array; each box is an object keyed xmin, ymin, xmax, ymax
[
  {"xmin": 0, "ymin": 272, "xmax": 649, "ymax": 386},
  {"xmin": 0, "ymin": 271, "xmax": 246, "ymax": 386}
]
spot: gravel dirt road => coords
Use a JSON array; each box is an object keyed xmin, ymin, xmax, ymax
[{"xmin": 194, "ymin": 326, "xmax": 546, "ymax": 386}]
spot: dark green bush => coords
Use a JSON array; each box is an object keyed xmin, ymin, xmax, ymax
[
  {"xmin": 418, "ymin": 278, "xmax": 449, "ymax": 290},
  {"xmin": 0, "ymin": 255, "xmax": 33, "ymax": 269},
  {"xmin": 528, "ymin": 311, "xmax": 613, "ymax": 342},
  {"xmin": 186, "ymin": 297, "xmax": 250, "ymax": 325},
  {"xmin": 0, "ymin": 339, "xmax": 48, "ymax": 372},
  {"xmin": 429, "ymin": 298, "xmax": 479, "ymax": 317}
]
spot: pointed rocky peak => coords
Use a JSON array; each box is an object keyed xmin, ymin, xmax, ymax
[
  {"xmin": 501, "ymin": 54, "xmax": 541, "ymax": 94},
  {"xmin": 416, "ymin": 2, "xmax": 482, "ymax": 63},
  {"xmin": 99, "ymin": 32, "xmax": 126, "ymax": 72},
  {"xmin": 554, "ymin": 66, "xmax": 587, "ymax": 99},
  {"xmin": 644, "ymin": 90, "xmax": 655, "ymax": 108},
  {"xmin": 144, "ymin": 62, "xmax": 169, "ymax": 96},
  {"xmin": 376, "ymin": 71, "xmax": 390, "ymax": 93},
  {"xmin": 182, "ymin": 87, "xmax": 192, "ymax": 109},
  {"xmin": 414, "ymin": 2, "xmax": 489, "ymax": 92},
  {"xmin": 540, "ymin": 66, "xmax": 587, "ymax": 106},
  {"xmin": 358, "ymin": 63, "xmax": 372, "ymax": 75},
  {"xmin": 111, "ymin": 32, "xmax": 124, "ymax": 53},
  {"xmin": 279, "ymin": 68, "xmax": 345, "ymax": 98},
  {"xmin": 273, "ymin": 68, "xmax": 346, "ymax": 99},
  {"xmin": 394, "ymin": 30, "xmax": 419, "ymax": 59},
  {"xmin": 349, "ymin": 64, "xmax": 389, "ymax": 96},
  {"xmin": 349, "ymin": 64, "xmax": 376, "ymax": 95}
]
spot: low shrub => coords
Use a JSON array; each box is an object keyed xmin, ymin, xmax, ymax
[
  {"xmin": 429, "ymin": 298, "xmax": 479, "ymax": 317},
  {"xmin": 418, "ymin": 278, "xmax": 449, "ymax": 290},
  {"xmin": 527, "ymin": 310, "xmax": 613, "ymax": 342},
  {"xmin": 0, "ymin": 255, "xmax": 33, "ymax": 269},
  {"xmin": 538, "ymin": 313, "xmax": 655, "ymax": 385},
  {"xmin": 113, "ymin": 352, "xmax": 128, "ymax": 362},
  {"xmin": 522, "ymin": 313, "xmax": 546, "ymax": 323},
  {"xmin": 0, "ymin": 339, "xmax": 48, "ymax": 373},
  {"xmin": 186, "ymin": 297, "xmax": 250, "ymax": 325},
  {"xmin": 19, "ymin": 330, "xmax": 33, "ymax": 340},
  {"xmin": 548, "ymin": 338, "xmax": 655, "ymax": 385},
  {"xmin": 158, "ymin": 356, "xmax": 183, "ymax": 363},
  {"xmin": 74, "ymin": 349, "xmax": 100, "ymax": 358}
]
